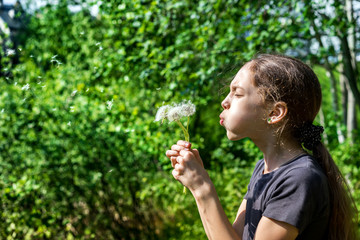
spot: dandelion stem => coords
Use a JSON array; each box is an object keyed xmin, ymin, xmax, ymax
[
  {"xmin": 176, "ymin": 120, "xmax": 189, "ymax": 142},
  {"xmin": 186, "ymin": 116, "xmax": 190, "ymax": 141},
  {"xmin": 176, "ymin": 120, "xmax": 189, "ymax": 194}
]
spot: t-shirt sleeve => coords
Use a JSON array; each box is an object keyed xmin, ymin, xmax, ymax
[{"xmin": 262, "ymin": 168, "xmax": 327, "ymax": 233}]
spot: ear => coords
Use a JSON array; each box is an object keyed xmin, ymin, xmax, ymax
[{"xmin": 268, "ymin": 101, "xmax": 288, "ymax": 124}]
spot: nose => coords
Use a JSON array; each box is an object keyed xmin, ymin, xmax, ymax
[{"xmin": 221, "ymin": 95, "xmax": 230, "ymax": 109}]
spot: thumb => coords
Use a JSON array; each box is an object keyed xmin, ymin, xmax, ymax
[{"xmin": 191, "ymin": 149, "xmax": 204, "ymax": 167}]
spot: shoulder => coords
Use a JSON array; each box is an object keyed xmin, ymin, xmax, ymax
[
  {"xmin": 269, "ymin": 155, "xmax": 330, "ymax": 206},
  {"xmin": 280, "ymin": 155, "xmax": 327, "ymax": 187}
]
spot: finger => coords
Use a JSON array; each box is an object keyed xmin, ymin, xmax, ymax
[
  {"xmin": 177, "ymin": 140, "xmax": 191, "ymax": 149},
  {"xmin": 170, "ymin": 156, "xmax": 177, "ymax": 168},
  {"xmin": 171, "ymin": 144, "xmax": 189, "ymax": 152},
  {"xmin": 174, "ymin": 162, "xmax": 184, "ymax": 173},
  {"xmin": 172, "ymin": 169, "xmax": 182, "ymax": 182},
  {"xmin": 176, "ymin": 156, "xmax": 184, "ymax": 164},
  {"xmin": 166, "ymin": 150, "xmax": 179, "ymax": 158},
  {"xmin": 179, "ymin": 150, "xmax": 192, "ymax": 160},
  {"xmin": 192, "ymin": 149, "xmax": 204, "ymax": 167}
]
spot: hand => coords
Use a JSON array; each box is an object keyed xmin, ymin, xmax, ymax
[{"xmin": 166, "ymin": 140, "xmax": 210, "ymax": 193}]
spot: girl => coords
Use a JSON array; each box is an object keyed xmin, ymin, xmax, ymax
[{"xmin": 166, "ymin": 54, "xmax": 358, "ymax": 240}]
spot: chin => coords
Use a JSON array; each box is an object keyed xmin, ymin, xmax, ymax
[{"xmin": 226, "ymin": 132, "xmax": 243, "ymax": 141}]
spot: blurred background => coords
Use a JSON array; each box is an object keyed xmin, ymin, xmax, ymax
[{"xmin": 0, "ymin": 0, "xmax": 359, "ymax": 239}]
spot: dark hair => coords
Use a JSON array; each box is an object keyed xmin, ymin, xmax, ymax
[{"xmin": 248, "ymin": 54, "xmax": 358, "ymax": 240}]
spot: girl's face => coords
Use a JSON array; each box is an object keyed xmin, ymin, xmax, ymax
[{"xmin": 220, "ymin": 65, "xmax": 269, "ymax": 141}]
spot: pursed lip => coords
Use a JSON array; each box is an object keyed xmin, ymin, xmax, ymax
[{"xmin": 219, "ymin": 114, "xmax": 224, "ymax": 126}]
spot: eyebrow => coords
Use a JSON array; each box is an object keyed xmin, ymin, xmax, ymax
[{"xmin": 231, "ymin": 84, "xmax": 245, "ymax": 91}]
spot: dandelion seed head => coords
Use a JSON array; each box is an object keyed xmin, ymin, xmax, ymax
[
  {"xmin": 21, "ymin": 83, "xmax": 30, "ymax": 91},
  {"xmin": 154, "ymin": 105, "xmax": 170, "ymax": 122},
  {"xmin": 180, "ymin": 100, "xmax": 196, "ymax": 117},
  {"xmin": 167, "ymin": 105, "xmax": 182, "ymax": 122}
]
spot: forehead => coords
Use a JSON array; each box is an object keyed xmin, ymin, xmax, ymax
[{"xmin": 230, "ymin": 65, "xmax": 253, "ymax": 89}]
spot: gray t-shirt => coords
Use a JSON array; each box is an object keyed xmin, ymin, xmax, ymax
[{"xmin": 242, "ymin": 154, "xmax": 330, "ymax": 240}]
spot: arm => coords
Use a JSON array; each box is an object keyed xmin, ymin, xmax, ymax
[
  {"xmin": 232, "ymin": 199, "xmax": 247, "ymax": 238},
  {"xmin": 254, "ymin": 216, "xmax": 298, "ymax": 240},
  {"xmin": 192, "ymin": 181, "xmax": 242, "ymax": 240},
  {"xmin": 166, "ymin": 140, "xmax": 241, "ymax": 240}
]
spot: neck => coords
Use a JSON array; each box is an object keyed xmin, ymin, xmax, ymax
[{"xmin": 252, "ymin": 134, "xmax": 305, "ymax": 174}]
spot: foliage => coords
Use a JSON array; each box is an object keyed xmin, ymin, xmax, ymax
[{"xmin": 0, "ymin": 0, "xmax": 359, "ymax": 239}]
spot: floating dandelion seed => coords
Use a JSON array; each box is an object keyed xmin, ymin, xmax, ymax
[
  {"xmin": 70, "ymin": 106, "xmax": 75, "ymax": 112},
  {"xmin": 21, "ymin": 83, "xmax": 30, "ymax": 91},
  {"xmin": 14, "ymin": 82, "xmax": 17, "ymax": 86},
  {"xmin": 41, "ymin": 85, "xmax": 46, "ymax": 89},
  {"xmin": 86, "ymin": 88, "xmax": 89, "ymax": 92},
  {"xmin": 6, "ymin": 49, "xmax": 15, "ymax": 56},
  {"xmin": 30, "ymin": 55, "xmax": 34, "ymax": 58},
  {"xmin": 80, "ymin": 31, "xmax": 84, "ymax": 35},
  {"xmin": 108, "ymin": 169, "xmax": 113, "ymax": 173},
  {"xmin": 156, "ymin": 87, "xmax": 161, "ymax": 91},
  {"xmin": 50, "ymin": 55, "xmax": 62, "ymax": 66},
  {"xmin": 1, "ymin": 109, "xmax": 4, "ymax": 113},
  {"xmin": 18, "ymin": 48, "xmax": 22, "ymax": 51},
  {"xmin": 37, "ymin": 81, "xmax": 42, "ymax": 84},
  {"xmin": 71, "ymin": 90, "xmax": 78, "ymax": 97},
  {"xmin": 67, "ymin": 121, "xmax": 71, "ymax": 126},
  {"xmin": 106, "ymin": 99, "xmax": 114, "ymax": 110},
  {"xmin": 95, "ymin": 42, "xmax": 101, "ymax": 46}
]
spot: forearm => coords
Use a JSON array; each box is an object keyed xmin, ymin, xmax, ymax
[{"xmin": 191, "ymin": 182, "xmax": 242, "ymax": 240}]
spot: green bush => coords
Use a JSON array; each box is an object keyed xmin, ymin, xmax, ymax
[{"xmin": 0, "ymin": 0, "xmax": 358, "ymax": 239}]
